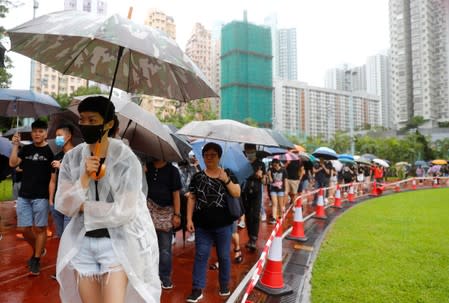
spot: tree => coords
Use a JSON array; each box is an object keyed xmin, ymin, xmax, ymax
[
  {"xmin": 329, "ymin": 131, "xmax": 351, "ymax": 153},
  {"xmin": 0, "ymin": 1, "xmax": 13, "ymax": 88},
  {"xmin": 53, "ymin": 86, "xmax": 104, "ymax": 108},
  {"xmin": 157, "ymin": 99, "xmax": 217, "ymax": 129}
]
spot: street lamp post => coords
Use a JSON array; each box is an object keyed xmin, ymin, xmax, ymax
[
  {"xmin": 346, "ymin": 70, "xmax": 356, "ymax": 155},
  {"xmin": 29, "ymin": 0, "xmax": 39, "ymax": 91}
]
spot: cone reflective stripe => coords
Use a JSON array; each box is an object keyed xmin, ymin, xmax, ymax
[
  {"xmin": 286, "ymin": 196, "xmax": 308, "ymax": 242},
  {"xmin": 256, "ymin": 222, "xmax": 293, "ymax": 296},
  {"xmin": 348, "ymin": 183, "xmax": 355, "ymax": 202},
  {"xmin": 314, "ymin": 188, "xmax": 327, "ymax": 219},
  {"xmin": 370, "ymin": 181, "xmax": 378, "ymax": 196},
  {"xmin": 332, "ymin": 184, "xmax": 342, "ymax": 208},
  {"xmin": 412, "ymin": 178, "xmax": 417, "ymax": 190}
]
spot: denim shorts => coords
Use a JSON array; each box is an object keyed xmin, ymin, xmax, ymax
[
  {"xmin": 16, "ymin": 197, "xmax": 49, "ymax": 227},
  {"xmin": 70, "ymin": 236, "xmax": 123, "ymax": 277},
  {"xmin": 270, "ymin": 191, "xmax": 285, "ymax": 197}
]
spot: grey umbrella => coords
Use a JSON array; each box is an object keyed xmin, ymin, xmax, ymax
[
  {"xmin": 0, "ymin": 89, "xmax": 61, "ymax": 118},
  {"xmin": 70, "ymin": 95, "xmax": 182, "ymax": 162},
  {"xmin": 7, "ymin": 10, "xmax": 217, "ymax": 102},
  {"xmin": 262, "ymin": 128, "xmax": 295, "ymax": 149},
  {"xmin": 176, "ymin": 119, "xmax": 279, "ymax": 147}
]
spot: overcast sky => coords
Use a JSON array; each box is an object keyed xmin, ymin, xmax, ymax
[{"xmin": 3, "ymin": 0, "xmax": 390, "ymax": 89}]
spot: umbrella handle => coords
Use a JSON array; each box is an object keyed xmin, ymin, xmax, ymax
[{"xmin": 90, "ymin": 142, "xmax": 106, "ymax": 180}]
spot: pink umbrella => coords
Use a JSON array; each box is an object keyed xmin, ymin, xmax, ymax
[{"xmin": 273, "ymin": 152, "xmax": 300, "ymax": 161}]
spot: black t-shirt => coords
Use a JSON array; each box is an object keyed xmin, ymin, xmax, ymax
[
  {"xmin": 18, "ymin": 144, "xmax": 54, "ymax": 199},
  {"xmin": 188, "ymin": 170, "xmax": 237, "ymax": 229},
  {"xmin": 285, "ymin": 160, "xmax": 300, "ymax": 180},
  {"xmin": 52, "ymin": 151, "xmax": 65, "ymax": 192},
  {"xmin": 244, "ymin": 159, "xmax": 265, "ymax": 196},
  {"xmin": 146, "ymin": 162, "xmax": 182, "ymax": 207}
]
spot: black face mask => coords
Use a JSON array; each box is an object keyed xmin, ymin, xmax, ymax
[{"xmin": 79, "ymin": 124, "xmax": 105, "ymax": 144}]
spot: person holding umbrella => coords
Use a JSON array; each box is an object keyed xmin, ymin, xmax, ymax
[
  {"xmin": 9, "ymin": 119, "xmax": 54, "ymax": 276},
  {"xmin": 186, "ymin": 142, "xmax": 241, "ymax": 302},
  {"xmin": 54, "ymin": 96, "xmax": 160, "ymax": 303}
]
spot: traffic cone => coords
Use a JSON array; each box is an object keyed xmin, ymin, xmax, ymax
[
  {"xmin": 256, "ymin": 221, "xmax": 293, "ymax": 296},
  {"xmin": 347, "ymin": 183, "xmax": 355, "ymax": 202},
  {"xmin": 411, "ymin": 178, "xmax": 417, "ymax": 190},
  {"xmin": 332, "ymin": 184, "xmax": 342, "ymax": 208},
  {"xmin": 286, "ymin": 196, "xmax": 308, "ymax": 242},
  {"xmin": 370, "ymin": 181, "xmax": 378, "ymax": 196},
  {"xmin": 394, "ymin": 183, "xmax": 400, "ymax": 192},
  {"xmin": 314, "ymin": 188, "xmax": 327, "ymax": 219}
]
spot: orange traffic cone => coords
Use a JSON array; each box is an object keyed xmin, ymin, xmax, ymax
[
  {"xmin": 394, "ymin": 183, "xmax": 400, "ymax": 192},
  {"xmin": 411, "ymin": 178, "xmax": 417, "ymax": 190},
  {"xmin": 332, "ymin": 184, "xmax": 342, "ymax": 208},
  {"xmin": 314, "ymin": 188, "xmax": 327, "ymax": 219},
  {"xmin": 347, "ymin": 183, "xmax": 355, "ymax": 202},
  {"xmin": 370, "ymin": 181, "xmax": 378, "ymax": 196},
  {"xmin": 256, "ymin": 221, "xmax": 293, "ymax": 296},
  {"xmin": 286, "ymin": 196, "xmax": 308, "ymax": 242}
]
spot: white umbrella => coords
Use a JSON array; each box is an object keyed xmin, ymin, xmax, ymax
[{"xmin": 373, "ymin": 158, "xmax": 389, "ymax": 168}]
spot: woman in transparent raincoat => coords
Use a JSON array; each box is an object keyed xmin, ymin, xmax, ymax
[{"xmin": 55, "ymin": 96, "xmax": 160, "ymax": 303}]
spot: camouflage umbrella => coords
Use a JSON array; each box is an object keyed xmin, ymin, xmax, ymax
[{"xmin": 7, "ymin": 10, "xmax": 217, "ymax": 101}]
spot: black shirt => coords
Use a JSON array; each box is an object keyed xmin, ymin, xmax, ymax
[
  {"xmin": 18, "ymin": 144, "xmax": 53, "ymax": 199},
  {"xmin": 285, "ymin": 160, "xmax": 300, "ymax": 180},
  {"xmin": 189, "ymin": 170, "xmax": 237, "ymax": 229},
  {"xmin": 146, "ymin": 162, "xmax": 182, "ymax": 207}
]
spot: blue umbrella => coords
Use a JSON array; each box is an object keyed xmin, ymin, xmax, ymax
[
  {"xmin": 191, "ymin": 139, "xmax": 253, "ymax": 185},
  {"xmin": 339, "ymin": 153, "xmax": 354, "ymax": 161},
  {"xmin": 312, "ymin": 146, "xmax": 338, "ymax": 160},
  {"xmin": 0, "ymin": 89, "xmax": 61, "ymax": 118},
  {"xmin": 0, "ymin": 137, "xmax": 12, "ymax": 158},
  {"xmin": 414, "ymin": 160, "xmax": 429, "ymax": 167}
]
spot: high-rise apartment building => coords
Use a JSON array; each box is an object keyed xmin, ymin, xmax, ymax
[
  {"xmin": 264, "ymin": 14, "xmax": 297, "ymax": 81},
  {"xmin": 221, "ymin": 13, "xmax": 273, "ymax": 126},
  {"xmin": 144, "ymin": 8, "xmax": 176, "ymax": 40},
  {"xmin": 366, "ymin": 53, "xmax": 392, "ymax": 129},
  {"xmin": 324, "ymin": 64, "xmax": 367, "ymax": 92},
  {"xmin": 389, "ymin": 0, "xmax": 449, "ymax": 128},
  {"xmin": 273, "ymin": 80, "xmax": 381, "ymax": 140},
  {"xmin": 185, "ymin": 23, "xmax": 212, "ymax": 90},
  {"xmin": 141, "ymin": 8, "xmax": 177, "ymax": 116},
  {"xmin": 32, "ymin": 0, "xmax": 107, "ymax": 95},
  {"xmin": 185, "ymin": 23, "xmax": 220, "ymax": 113},
  {"xmin": 277, "ymin": 28, "xmax": 297, "ymax": 80}
]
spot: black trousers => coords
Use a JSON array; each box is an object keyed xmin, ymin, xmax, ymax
[{"xmin": 242, "ymin": 192, "xmax": 262, "ymax": 242}]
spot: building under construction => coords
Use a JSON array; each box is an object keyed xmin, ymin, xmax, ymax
[{"xmin": 220, "ymin": 13, "xmax": 273, "ymax": 127}]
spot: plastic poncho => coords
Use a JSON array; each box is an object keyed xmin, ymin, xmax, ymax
[{"xmin": 55, "ymin": 138, "xmax": 161, "ymax": 303}]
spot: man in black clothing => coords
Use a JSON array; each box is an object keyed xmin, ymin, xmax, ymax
[
  {"xmin": 9, "ymin": 119, "xmax": 54, "ymax": 276},
  {"xmin": 242, "ymin": 144, "xmax": 265, "ymax": 251}
]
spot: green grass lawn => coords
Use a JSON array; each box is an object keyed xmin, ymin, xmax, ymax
[
  {"xmin": 0, "ymin": 178, "xmax": 13, "ymax": 201},
  {"xmin": 311, "ymin": 188, "xmax": 449, "ymax": 303}
]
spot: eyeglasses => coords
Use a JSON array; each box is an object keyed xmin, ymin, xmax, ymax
[{"xmin": 203, "ymin": 153, "xmax": 219, "ymax": 158}]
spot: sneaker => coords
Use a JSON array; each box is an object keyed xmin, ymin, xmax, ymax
[
  {"xmin": 29, "ymin": 258, "xmax": 40, "ymax": 276},
  {"xmin": 186, "ymin": 288, "xmax": 203, "ymax": 302},
  {"xmin": 171, "ymin": 235, "xmax": 176, "ymax": 245},
  {"xmin": 161, "ymin": 282, "xmax": 174, "ymax": 290},
  {"xmin": 186, "ymin": 233, "xmax": 195, "ymax": 242},
  {"xmin": 237, "ymin": 220, "xmax": 246, "ymax": 228},
  {"xmin": 219, "ymin": 287, "xmax": 231, "ymax": 296}
]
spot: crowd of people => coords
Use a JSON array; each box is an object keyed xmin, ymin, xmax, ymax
[{"xmin": 5, "ymin": 96, "xmax": 447, "ymax": 303}]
